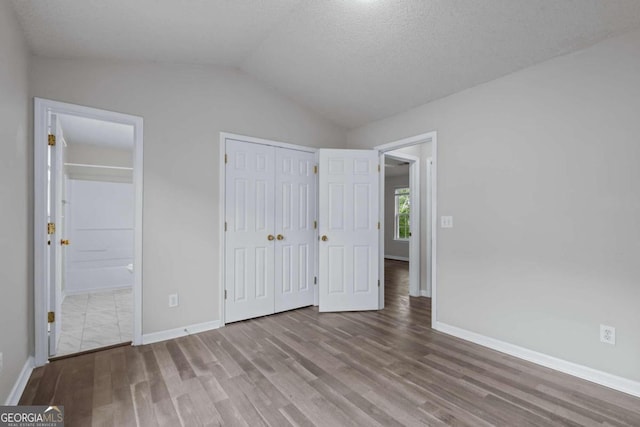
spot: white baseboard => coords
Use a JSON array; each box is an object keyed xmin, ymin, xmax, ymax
[
  {"xmin": 434, "ymin": 322, "xmax": 640, "ymax": 398},
  {"xmin": 142, "ymin": 320, "xmax": 221, "ymax": 345},
  {"xmin": 384, "ymin": 255, "xmax": 409, "ymax": 262},
  {"xmin": 419, "ymin": 289, "xmax": 431, "ymax": 297},
  {"xmin": 63, "ymin": 284, "xmax": 132, "ymax": 298},
  {"xmin": 4, "ymin": 356, "xmax": 34, "ymax": 405}
]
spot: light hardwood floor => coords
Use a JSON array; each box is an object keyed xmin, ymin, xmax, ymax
[{"xmin": 20, "ymin": 260, "xmax": 640, "ymax": 426}]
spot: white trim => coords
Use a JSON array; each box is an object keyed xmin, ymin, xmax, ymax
[
  {"xmin": 62, "ymin": 284, "xmax": 132, "ymax": 298},
  {"xmin": 384, "ymin": 255, "xmax": 410, "ymax": 262},
  {"xmin": 419, "ymin": 289, "xmax": 430, "ymax": 297},
  {"xmin": 4, "ymin": 357, "xmax": 34, "ymax": 405},
  {"xmin": 220, "ymin": 132, "xmax": 317, "ymax": 153},
  {"xmin": 430, "ymin": 133, "xmax": 438, "ymax": 327},
  {"xmin": 64, "ymin": 162, "xmax": 133, "ymax": 170},
  {"xmin": 142, "ymin": 320, "xmax": 221, "ymax": 345},
  {"xmin": 376, "ymin": 132, "xmax": 436, "ymax": 152},
  {"xmin": 34, "ymin": 98, "xmax": 144, "ymax": 366},
  {"xmin": 434, "ymin": 322, "xmax": 640, "ymax": 398},
  {"xmin": 376, "ymin": 131, "xmax": 437, "ymax": 310},
  {"xmin": 384, "ymin": 151, "xmax": 420, "ymax": 297},
  {"xmin": 218, "ymin": 132, "xmax": 318, "ymax": 326}
]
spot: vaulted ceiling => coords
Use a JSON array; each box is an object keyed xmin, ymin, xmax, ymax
[{"xmin": 11, "ymin": 0, "xmax": 640, "ymax": 128}]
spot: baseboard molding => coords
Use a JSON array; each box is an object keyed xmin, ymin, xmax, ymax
[
  {"xmin": 419, "ymin": 289, "xmax": 431, "ymax": 297},
  {"xmin": 63, "ymin": 284, "xmax": 132, "ymax": 298},
  {"xmin": 142, "ymin": 320, "xmax": 221, "ymax": 345},
  {"xmin": 5, "ymin": 356, "xmax": 34, "ymax": 405},
  {"xmin": 384, "ymin": 255, "xmax": 409, "ymax": 262},
  {"xmin": 434, "ymin": 322, "xmax": 640, "ymax": 398}
]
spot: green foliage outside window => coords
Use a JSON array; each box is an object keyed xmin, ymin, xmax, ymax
[{"xmin": 395, "ymin": 188, "xmax": 410, "ymax": 240}]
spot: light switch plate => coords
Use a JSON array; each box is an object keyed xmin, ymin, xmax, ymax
[
  {"xmin": 441, "ymin": 216, "xmax": 453, "ymax": 228},
  {"xmin": 169, "ymin": 294, "xmax": 179, "ymax": 308}
]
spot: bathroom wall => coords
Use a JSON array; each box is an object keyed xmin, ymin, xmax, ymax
[{"xmin": 64, "ymin": 179, "xmax": 134, "ymax": 295}]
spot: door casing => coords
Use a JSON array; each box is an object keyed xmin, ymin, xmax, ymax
[
  {"xmin": 34, "ymin": 98, "xmax": 144, "ymax": 366},
  {"xmin": 375, "ymin": 131, "xmax": 437, "ymax": 323},
  {"xmin": 383, "ymin": 150, "xmax": 420, "ymax": 297},
  {"xmin": 218, "ymin": 133, "xmax": 318, "ymax": 327}
]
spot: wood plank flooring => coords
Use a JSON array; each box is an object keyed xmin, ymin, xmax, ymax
[{"xmin": 20, "ymin": 260, "xmax": 640, "ymax": 426}]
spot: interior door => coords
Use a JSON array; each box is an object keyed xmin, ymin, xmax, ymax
[
  {"xmin": 48, "ymin": 114, "xmax": 64, "ymax": 356},
  {"xmin": 274, "ymin": 148, "xmax": 316, "ymax": 312},
  {"xmin": 225, "ymin": 140, "xmax": 276, "ymax": 323},
  {"xmin": 318, "ymin": 149, "xmax": 380, "ymax": 312}
]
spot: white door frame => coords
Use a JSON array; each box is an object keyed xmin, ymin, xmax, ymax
[
  {"xmin": 383, "ymin": 151, "xmax": 420, "ymax": 297},
  {"xmin": 375, "ymin": 131, "xmax": 437, "ymax": 326},
  {"xmin": 218, "ymin": 132, "xmax": 318, "ymax": 327},
  {"xmin": 34, "ymin": 98, "xmax": 144, "ymax": 366}
]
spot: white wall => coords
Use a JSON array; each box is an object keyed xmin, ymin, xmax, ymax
[
  {"xmin": 65, "ymin": 144, "xmax": 133, "ymax": 183},
  {"xmin": 30, "ymin": 57, "xmax": 347, "ymax": 335},
  {"xmin": 0, "ymin": 1, "xmax": 31, "ymax": 403},
  {"xmin": 384, "ymin": 174, "xmax": 410, "ymax": 260},
  {"xmin": 65, "ymin": 179, "xmax": 134, "ymax": 295},
  {"xmin": 348, "ymin": 29, "xmax": 640, "ymax": 382}
]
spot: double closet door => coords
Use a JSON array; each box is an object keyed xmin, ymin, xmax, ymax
[{"xmin": 225, "ymin": 139, "xmax": 316, "ymax": 323}]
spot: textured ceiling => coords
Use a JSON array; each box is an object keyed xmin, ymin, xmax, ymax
[{"xmin": 12, "ymin": 0, "xmax": 640, "ymax": 128}]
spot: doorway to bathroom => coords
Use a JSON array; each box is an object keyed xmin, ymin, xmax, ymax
[{"xmin": 34, "ymin": 98, "xmax": 143, "ymax": 364}]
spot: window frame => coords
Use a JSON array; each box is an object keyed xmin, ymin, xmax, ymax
[{"xmin": 394, "ymin": 187, "xmax": 411, "ymax": 241}]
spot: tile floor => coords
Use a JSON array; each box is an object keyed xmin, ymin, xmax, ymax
[{"xmin": 56, "ymin": 288, "xmax": 133, "ymax": 356}]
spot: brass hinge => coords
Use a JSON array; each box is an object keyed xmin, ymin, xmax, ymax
[
  {"xmin": 377, "ymin": 222, "xmax": 380, "ymax": 230},
  {"xmin": 314, "ymin": 276, "xmax": 317, "ymax": 285},
  {"xmin": 224, "ymin": 290, "xmax": 227, "ymax": 300},
  {"xmin": 48, "ymin": 311, "xmax": 55, "ymax": 323},
  {"xmin": 224, "ymin": 154, "xmax": 228, "ymax": 164},
  {"xmin": 378, "ymin": 280, "xmax": 380, "ymax": 288},
  {"xmin": 224, "ymin": 221, "xmax": 227, "ymax": 231},
  {"xmin": 47, "ymin": 222, "xmax": 56, "ymax": 234},
  {"xmin": 48, "ymin": 135, "xmax": 56, "ymax": 146},
  {"xmin": 313, "ymin": 165, "xmax": 318, "ymax": 174},
  {"xmin": 313, "ymin": 220, "xmax": 317, "ymax": 229},
  {"xmin": 378, "ymin": 164, "xmax": 381, "ymax": 172}
]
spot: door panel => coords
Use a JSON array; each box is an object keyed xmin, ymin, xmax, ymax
[
  {"xmin": 225, "ymin": 140, "xmax": 276, "ymax": 323},
  {"xmin": 319, "ymin": 149, "xmax": 379, "ymax": 312},
  {"xmin": 274, "ymin": 148, "xmax": 316, "ymax": 312}
]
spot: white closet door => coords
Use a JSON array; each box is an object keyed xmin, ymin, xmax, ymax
[
  {"xmin": 318, "ymin": 149, "xmax": 379, "ymax": 312},
  {"xmin": 274, "ymin": 148, "xmax": 316, "ymax": 312},
  {"xmin": 225, "ymin": 140, "xmax": 276, "ymax": 323}
]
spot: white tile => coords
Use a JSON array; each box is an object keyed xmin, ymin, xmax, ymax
[
  {"xmin": 85, "ymin": 311, "xmax": 118, "ymax": 328},
  {"xmin": 61, "ymin": 312, "xmax": 85, "ymax": 332},
  {"xmin": 59, "ymin": 289, "xmax": 133, "ymax": 354},
  {"xmin": 57, "ymin": 331, "xmax": 82, "ymax": 355}
]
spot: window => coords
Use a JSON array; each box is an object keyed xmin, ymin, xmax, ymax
[{"xmin": 394, "ymin": 187, "xmax": 410, "ymax": 240}]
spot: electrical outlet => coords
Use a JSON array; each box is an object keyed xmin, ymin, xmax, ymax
[
  {"xmin": 600, "ymin": 324, "xmax": 615, "ymax": 345},
  {"xmin": 440, "ymin": 216, "xmax": 453, "ymax": 228},
  {"xmin": 168, "ymin": 294, "xmax": 179, "ymax": 308}
]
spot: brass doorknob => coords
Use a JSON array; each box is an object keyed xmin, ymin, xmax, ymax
[
  {"xmin": 60, "ymin": 239, "xmax": 70, "ymax": 246},
  {"xmin": 276, "ymin": 234, "xmax": 284, "ymax": 240},
  {"xmin": 321, "ymin": 235, "xmax": 328, "ymax": 242},
  {"xmin": 267, "ymin": 235, "xmax": 275, "ymax": 241}
]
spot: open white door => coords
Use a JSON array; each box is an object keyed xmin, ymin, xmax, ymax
[
  {"xmin": 47, "ymin": 114, "xmax": 64, "ymax": 356},
  {"xmin": 274, "ymin": 148, "xmax": 316, "ymax": 312},
  {"xmin": 225, "ymin": 140, "xmax": 276, "ymax": 323},
  {"xmin": 318, "ymin": 149, "xmax": 379, "ymax": 312}
]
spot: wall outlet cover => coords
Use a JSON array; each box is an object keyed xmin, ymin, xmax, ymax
[{"xmin": 600, "ymin": 324, "xmax": 615, "ymax": 345}]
